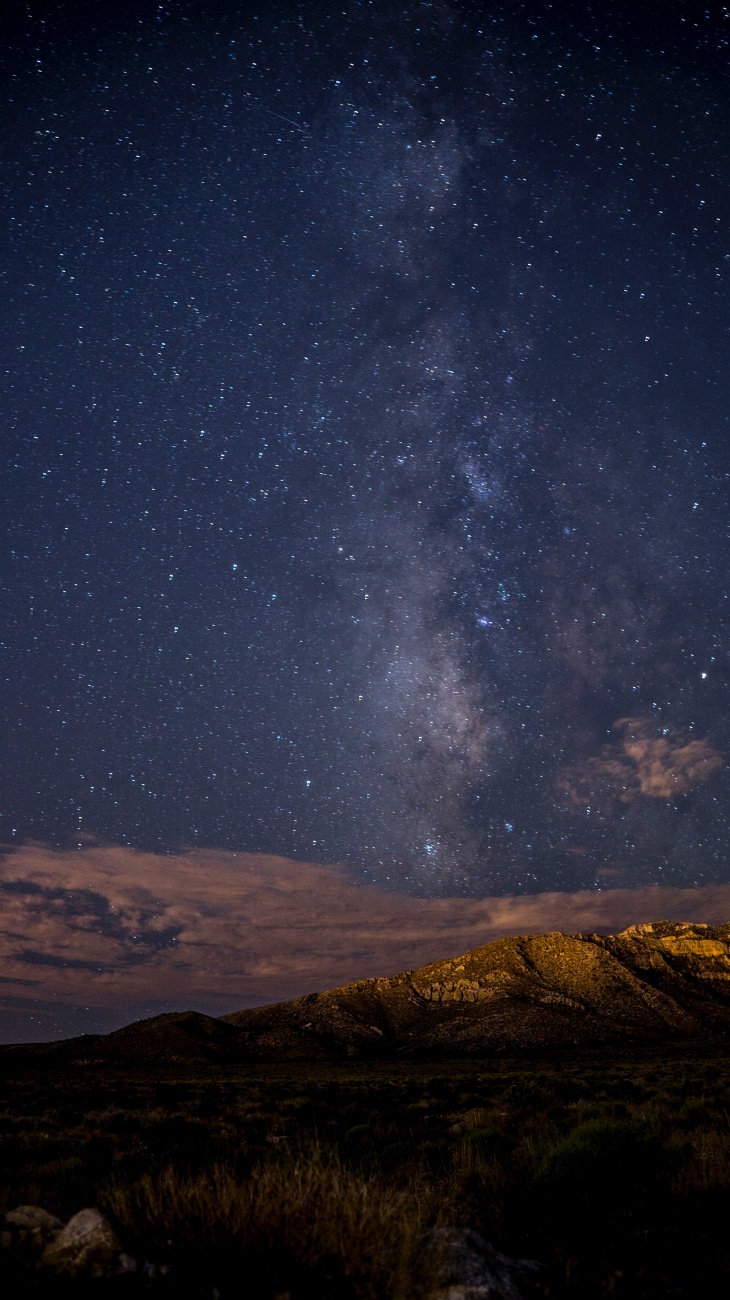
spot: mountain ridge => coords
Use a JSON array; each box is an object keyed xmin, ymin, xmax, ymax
[
  {"xmin": 220, "ymin": 919, "xmax": 730, "ymax": 1058},
  {"xmin": 4, "ymin": 920, "xmax": 730, "ymax": 1063}
]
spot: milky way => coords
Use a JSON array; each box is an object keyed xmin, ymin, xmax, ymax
[{"xmin": 2, "ymin": 1, "xmax": 729, "ymax": 896}]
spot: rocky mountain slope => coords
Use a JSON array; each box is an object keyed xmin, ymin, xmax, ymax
[
  {"xmin": 221, "ymin": 920, "xmax": 730, "ymax": 1058},
  {"xmin": 5, "ymin": 921, "xmax": 730, "ymax": 1063}
]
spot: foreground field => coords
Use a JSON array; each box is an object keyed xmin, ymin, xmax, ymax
[{"xmin": 1, "ymin": 1045, "xmax": 730, "ymax": 1297}]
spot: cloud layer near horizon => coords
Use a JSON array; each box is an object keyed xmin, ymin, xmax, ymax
[{"xmin": 2, "ymin": 842, "xmax": 730, "ymax": 1041}]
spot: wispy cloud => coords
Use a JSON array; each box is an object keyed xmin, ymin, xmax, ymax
[
  {"xmin": 559, "ymin": 716, "xmax": 722, "ymax": 805},
  {"xmin": 1, "ymin": 842, "xmax": 730, "ymax": 1041}
]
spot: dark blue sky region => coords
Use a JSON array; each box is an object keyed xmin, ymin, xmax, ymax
[{"xmin": 2, "ymin": 0, "xmax": 729, "ymax": 896}]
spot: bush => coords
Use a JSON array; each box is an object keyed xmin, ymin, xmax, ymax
[{"xmin": 541, "ymin": 1118, "xmax": 665, "ymax": 1214}]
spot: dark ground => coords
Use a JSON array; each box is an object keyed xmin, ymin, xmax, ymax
[{"xmin": 2, "ymin": 1044, "xmax": 730, "ymax": 1297}]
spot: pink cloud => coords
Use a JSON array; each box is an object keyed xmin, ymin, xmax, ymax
[{"xmin": 559, "ymin": 716, "xmax": 722, "ymax": 805}]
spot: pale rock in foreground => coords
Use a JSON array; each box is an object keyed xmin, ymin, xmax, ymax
[
  {"xmin": 428, "ymin": 1228, "xmax": 545, "ymax": 1300},
  {"xmin": 1, "ymin": 1204, "xmax": 62, "ymax": 1260},
  {"xmin": 40, "ymin": 1207, "xmax": 133, "ymax": 1277}
]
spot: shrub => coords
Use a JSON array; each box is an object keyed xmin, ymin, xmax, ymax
[{"xmin": 541, "ymin": 1117, "xmax": 665, "ymax": 1215}]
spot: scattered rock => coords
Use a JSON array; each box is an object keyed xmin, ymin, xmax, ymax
[
  {"xmin": 5, "ymin": 1205, "xmax": 63, "ymax": 1234},
  {"xmin": 1, "ymin": 1205, "xmax": 544, "ymax": 1297},
  {"xmin": 41, "ymin": 1207, "xmax": 124, "ymax": 1278},
  {"xmin": 0, "ymin": 1203, "xmax": 181, "ymax": 1287},
  {"xmin": 143, "ymin": 1259, "xmax": 173, "ymax": 1280},
  {"xmin": 428, "ymin": 1228, "xmax": 545, "ymax": 1300},
  {"xmin": 1, "ymin": 1204, "xmax": 62, "ymax": 1260}
]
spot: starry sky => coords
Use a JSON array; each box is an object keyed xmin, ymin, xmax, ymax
[{"xmin": 3, "ymin": 0, "xmax": 730, "ymax": 905}]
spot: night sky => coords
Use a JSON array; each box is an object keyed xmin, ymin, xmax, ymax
[{"xmin": 3, "ymin": 0, "xmax": 729, "ymax": 902}]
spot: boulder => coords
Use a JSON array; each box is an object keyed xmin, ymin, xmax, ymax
[
  {"xmin": 428, "ymin": 1228, "xmax": 545, "ymax": 1300},
  {"xmin": 41, "ymin": 1206, "xmax": 124, "ymax": 1278},
  {"xmin": 1, "ymin": 1204, "xmax": 62, "ymax": 1260}
]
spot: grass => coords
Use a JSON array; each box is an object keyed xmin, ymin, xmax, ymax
[
  {"xmin": 102, "ymin": 1152, "xmax": 439, "ymax": 1299},
  {"xmin": 1, "ymin": 1044, "xmax": 730, "ymax": 1296}
]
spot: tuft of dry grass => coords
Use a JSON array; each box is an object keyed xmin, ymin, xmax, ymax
[
  {"xmin": 672, "ymin": 1124, "xmax": 730, "ymax": 1194},
  {"xmin": 100, "ymin": 1147, "xmax": 441, "ymax": 1299}
]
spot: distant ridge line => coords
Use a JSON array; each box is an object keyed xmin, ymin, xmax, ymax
[{"xmin": 4, "ymin": 921, "xmax": 730, "ymax": 1063}]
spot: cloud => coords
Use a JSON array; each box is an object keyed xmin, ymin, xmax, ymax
[
  {"xmin": 2, "ymin": 841, "xmax": 730, "ymax": 1041},
  {"xmin": 559, "ymin": 716, "xmax": 723, "ymax": 805}
]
